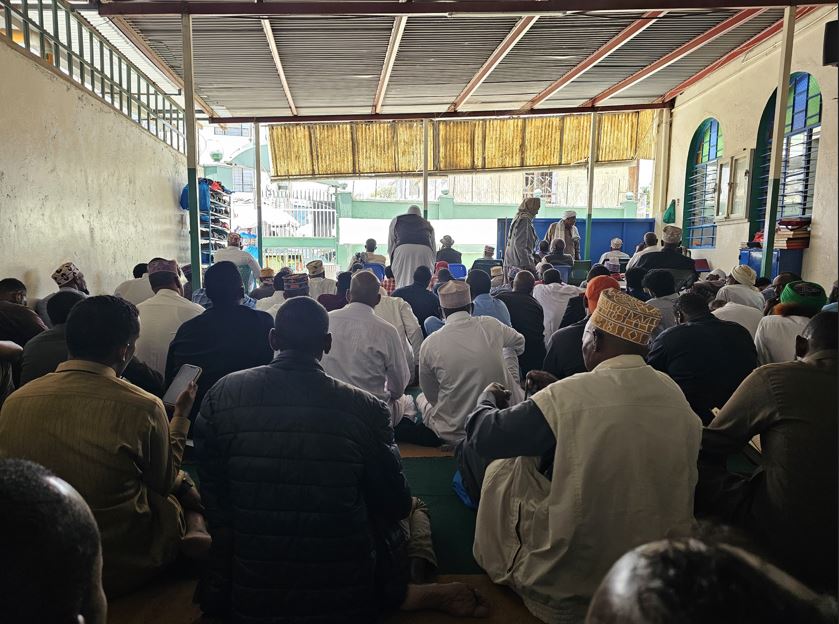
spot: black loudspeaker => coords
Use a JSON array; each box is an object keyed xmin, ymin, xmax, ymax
[{"xmin": 825, "ymin": 21, "xmax": 838, "ymax": 67}]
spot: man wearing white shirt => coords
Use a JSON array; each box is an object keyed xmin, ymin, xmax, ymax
[
  {"xmin": 321, "ymin": 272, "xmax": 410, "ymax": 425},
  {"xmin": 213, "ymin": 233, "xmax": 262, "ymax": 293},
  {"xmin": 626, "ymin": 232, "xmax": 658, "ymax": 270},
  {"xmin": 306, "ymin": 260, "xmax": 337, "ymax": 301},
  {"xmin": 135, "ymin": 259, "xmax": 204, "ymax": 375},
  {"xmin": 643, "ymin": 269, "xmax": 679, "ymax": 336},
  {"xmin": 715, "ymin": 265, "xmax": 765, "ymax": 311},
  {"xmin": 418, "ymin": 280, "xmax": 525, "ymax": 445},
  {"xmin": 255, "ymin": 269, "xmax": 293, "ymax": 312},
  {"xmin": 755, "ymin": 280, "xmax": 827, "ymax": 364},
  {"xmin": 597, "ymin": 237, "xmax": 631, "ymax": 270},
  {"xmin": 711, "ymin": 301, "xmax": 763, "ymax": 339},
  {"xmin": 114, "ymin": 261, "xmax": 155, "ymax": 306},
  {"xmin": 532, "ymin": 268, "xmax": 583, "ymax": 345},
  {"xmin": 374, "ymin": 287, "xmax": 423, "ymax": 372}
]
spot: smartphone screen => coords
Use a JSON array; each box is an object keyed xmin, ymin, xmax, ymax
[{"xmin": 163, "ymin": 364, "xmax": 202, "ymax": 407}]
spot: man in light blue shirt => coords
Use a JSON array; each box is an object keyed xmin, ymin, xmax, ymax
[{"xmin": 424, "ymin": 270, "xmax": 510, "ymax": 334}]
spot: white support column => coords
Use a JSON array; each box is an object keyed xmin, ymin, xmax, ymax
[
  {"xmin": 761, "ymin": 5, "xmax": 796, "ymax": 278},
  {"xmin": 422, "ymin": 118, "xmax": 429, "ymax": 219},
  {"xmin": 584, "ymin": 112, "xmax": 598, "ymax": 260},
  {"xmin": 254, "ymin": 121, "xmax": 264, "ymax": 266},
  {"xmin": 182, "ymin": 13, "xmax": 201, "ymax": 288}
]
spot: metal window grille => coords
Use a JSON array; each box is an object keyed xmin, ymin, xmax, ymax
[
  {"xmin": 523, "ymin": 171, "xmax": 554, "ymax": 202},
  {"xmin": 214, "ymin": 123, "xmax": 252, "ymax": 138},
  {"xmin": 264, "ymin": 187, "xmax": 337, "ymax": 239},
  {"xmin": 1, "ymin": 0, "xmax": 185, "ymax": 152},
  {"xmin": 232, "ymin": 167, "xmax": 255, "ymax": 193},
  {"xmin": 685, "ymin": 119, "xmax": 722, "ymax": 248}
]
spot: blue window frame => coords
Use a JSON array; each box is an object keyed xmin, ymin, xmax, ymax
[{"xmin": 684, "ymin": 118, "xmax": 723, "ymax": 248}]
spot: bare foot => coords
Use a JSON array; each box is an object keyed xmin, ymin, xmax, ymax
[
  {"xmin": 401, "ymin": 582, "xmax": 490, "ymax": 618},
  {"xmin": 180, "ymin": 510, "xmax": 211, "ymax": 559}
]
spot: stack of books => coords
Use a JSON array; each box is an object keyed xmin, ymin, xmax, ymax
[{"xmin": 775, "ymin": 216, "xmax": 811, "ymax": 249}]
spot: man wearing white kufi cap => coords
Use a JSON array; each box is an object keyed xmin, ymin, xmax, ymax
[
  {"xmin": 597, "ymin": 237, "xmax": 631, "ymax": 269},
  {"xmin": 714, "ymin": 264, "xmax": 765, "ymax": 311},
  {"xmin": 544, "ymin": 210, "xmax": 581, "ymax": 260},
  {"xmin": 417, "ymin": 280, "xmax": 524, "ymax": 445},
  {"xmin": 633, "ymin": 225, "xmax": 696, "ymax": 276}
]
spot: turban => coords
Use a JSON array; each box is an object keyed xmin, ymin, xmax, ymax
[
  {"xmin": 259, "ymin": 268, "xmax": 276, "ymax": 279},
  {"xmin": 490, "ymin": 266, "xmax": 504, "ymax": 278},
  {"xmin": 730, "ymin": 265, "xmax": 757, "ymax": 287},
  {"xmin": 147, "ymin": 258, "xmax": 179, "ymax": 274},
  {"xmin": 440, "ymin": 235, "xmax": 454, "ymax": 247},
  {"xmin": 227, "ymin": 232, "xmax": 242, "ymax": 246},
  {"xmin": 662, "ymin": 225, "xmax": 682, "ymax": 245},
  {"xmin": 591, "ymin": 288, "xmax": 661, "ymax": 346},
  {"xmin": 703, "ymin": 268, "xmax": 727, "ymax": 281},
  {"xmin": 283, "ymin": 273, "xmax": 309, "ymax": 295},
  {"xmin": 585, "ymin": 276, "xmax": 621, "ymax": 312},
  {"xmin": 52, "ymin": 262, "xmax": 81, "ymax": 287},
  {"xmin": 563, "ymin": 210, "xmax": 577, "ymax": 219},
  {"xmin": 780, "ymin": 281, "xmax": 827, "ymax": 311},
  {"xmin": 439, "ymin": 281, "xmax": 471, "ymax": 308},
  {"xmin": 306, "ymin": 260, "xmax": 324, "ymax": 276},
  {"xmin": 610, "ymin": 238, "xmax": 623, "ymax": 249}
]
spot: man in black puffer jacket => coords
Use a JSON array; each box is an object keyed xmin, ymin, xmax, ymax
[{"xmin": 194, "ymin": 297, "xmax": 489, "ymax": 623}]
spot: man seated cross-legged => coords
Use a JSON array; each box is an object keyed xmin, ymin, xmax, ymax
[{"xmin": 193, "ymin": 296, "xmax": 489, "ymax": 622}]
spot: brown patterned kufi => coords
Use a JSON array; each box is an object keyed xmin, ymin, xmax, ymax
[{"xmin": 590, "ymin": 288, "xmax": 662, "ymax": 346}]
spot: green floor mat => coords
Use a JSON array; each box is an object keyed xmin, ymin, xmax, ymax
[{"xmin": 402, "ymin": 457, "xmax": 482, "ymax": 575}]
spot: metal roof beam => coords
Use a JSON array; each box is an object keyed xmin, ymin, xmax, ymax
[
  {"xmin": 447, "ymin": 15, "xmax": 538, "ymax": 112},
  {"xmin": 582, "ymin": 7, "xmax": 768, "ymax": 106},
  {"xmin": 98, "ymin": 1, "xmax": 834, "ymax": 18},
  {"xmin": 519, "ymin": 10, "xmax": 665, "ymax": 112},
  {"xmin": 208, "ymin": 101, "xmax": 671, "ymax": 125},
  {"xmin": 372, "ymin": 16, "xmax": 407, "ymax": 114},
  {"xmin": 261, "ymin": 19, "xmax": 298, "ymax": 116},
  {"xmin": 660, "ymin": 5, "xmax": 819, "ymax": 101}
]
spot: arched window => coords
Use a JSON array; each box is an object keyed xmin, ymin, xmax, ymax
[
  {"xmin": 684, "ymin": 118, "xmax": 723, "ymax": 248},
  {"xmin": 751, "ymin": 72, "xmax": 822, "ymax": 236}
]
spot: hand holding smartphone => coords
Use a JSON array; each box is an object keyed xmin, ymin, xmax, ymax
[{"xmin": 163, "ymin": 364, "xmax": 202, "ymax": 409}]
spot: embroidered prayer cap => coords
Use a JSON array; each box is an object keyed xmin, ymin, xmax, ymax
[
  {"xmin": 490, "ymin": 266, "xmax": 504, "ymax": 278},
  {"xmin": 147, "ymin": 259, "xmax": 179, "ymax": 274},
  {"xmin": 610, "ymin": 238, "xmax": 623, "ymax": 249},
  {"xmin": 306, "ymin": 260, "xmax": 324, "ymax": 276},
  {"xmin": 439, "ymin": 280, "xmax": 471, "ymax": 309},
  {"xmin": 283, "ymin": 273, "xmax": 309, "ymax": 295},
  {"xmin": 440, "ymin": 235, "xmax": 454, "ymax": 247},
  {"xmin": 51, "ymin": 262, "xmax": 81, "ymax": 287},
  {"xmin": 730, "ymin": 264, "xmax": 757, "ymax": 287},
  {"xmin": 484, "ymin": 245, "xmax": 495, "ymax": 256},
  {"xmin": 227, "ymin": 232, "xmax": 242, "ymax": 246},
  {"xmin": 585, "ymin": 276, "xmax": 621, "ymax": 312},
  {"xmin": 590, "ymin": 288, "xmax": 662, "ymax": 346},
  {"xmin": 662, "ymin": 225, "xmax": 683, "ymax": 244},
  {"xmin": 259, "ymin": 268, "xmax": 275, "ymax": 279},
  {"xmin": 563, "ymin": 210, "xmax": 577, "ymax": 219},
  {"xmin": 780, "ymin": 281, "xmax": 827, "ymax": 311}
]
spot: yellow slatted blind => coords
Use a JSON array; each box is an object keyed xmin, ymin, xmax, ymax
[
  {"xmin": 269, "ymin": 124, "xmax": 313, "ymax": 177},
  {"xmin": 438, "ymin": 120, "xmax": 479, "ymax": 171},
  {"xmin": 484, "ymin": 118, "xmax": 524, "ymax": 170},
  {"xmin": 354, "ymin": 122, "xmax": 398, "ymax": 173},
  {"xmin": 523, "ymin": 116, "xmax": 563, "ymax": 167},
  {"xmin": 598, "ymin": 112, "xmax": 638, "ymax": 162},
  {"xmin": 636, "ymin": 109, "xmax": 657, "ymax": 160},
  {"xmin": 311, "ymin": 124, "xmax": 353, "ymax": 175},
  {"xmin": 394, "ymin": 121, "xmax": 426, "ymax": 173},
  {"xmin": 561, "ymin": 114, "xmax": 591, "ymax": 165}
]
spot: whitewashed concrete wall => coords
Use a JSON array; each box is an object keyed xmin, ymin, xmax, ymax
[
  {"xmin": 665, "ymin": 7, "xmax": 837, "ymax": 290},
  {"xmin": 0, "ymin": 41, "xmax": 189, "ymax": 299}
]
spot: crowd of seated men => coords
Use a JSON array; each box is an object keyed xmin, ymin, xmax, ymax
[{"xmin": 0, "ymin": 237, "xmax": 836, "ymax": 623}]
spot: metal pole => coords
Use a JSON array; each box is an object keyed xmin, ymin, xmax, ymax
[
  {"xmin": 182, "ymin": 13, "xmax": 201, "ymax": 289},
  {"xmin": 761, "ymin": 6, "xmax": 795, "ymax": 279},
  {"xmin": 254, "ymin": 121, "xmax": 264, "ymax": 266},
  {"xmin": 584, "ymin": 112, "xmax": 598, "ymax": 260},
  {"xmin": 422, "ymin": 118, "xmax": 429, "ymax": 219}
]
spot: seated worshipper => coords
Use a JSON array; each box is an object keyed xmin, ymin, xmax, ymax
[
  {"xmin": 754, "ymin": 281, "xmax": 827, "ymax": 364},
  {"xmin": 471, "ymin": 245, "xmax": 500, "ymax": 275},
  {"xmin": 392, "ymin": 266, "xmax": 440, "ymax": 337},
  {"xmin": 212, "ymin": 232, "xmax": 262, "ymax": 292},
  {"xmin": 255, "ymin": 267, "xmax": 293, "ymax": 311},
  {"xmin": 496, "ymin": 271, "xmax": 546, "ymax": 376},
  {"xmin": 437, "ymin": 235, "xmax": 462, "ymax": 265},
  {"xmin": 321, "ymin": 272, "xmax": 412, "ymax": 427},
  {"xmin": 699, "ymin": 312, "xmax": 837, "ymax": 591},
  {"xmin": 762, "ymin": 271, "xmax": 802, "ymax": 315},
  {"xmin": 374, "ymin": 281, "xmax": 424, "ymax": 372},
  {"xmin": 424, "ymin": 269, "xmax": 512, "ymax": 334},
  {"xmin": 193, "ymin": 297, "xmax": 489, "ymax": 622},
  {"xmin": 559, "ymin": 264, "xmax": 612, "ymax": 329},
  {"xmin": 351, "ymin": 237, "xmax": 388, "ymax": 268},
  {"xmin": 625, "ymin": 267, "xmax": 650, "ymax": 301},
  {"xmin": 633, "ymin": 225, "xmax": 696, "ymax": 276},
  {"xmin": 318, "ymin": 270, "xmax": 351, "ymax": 311},
  {"xmin": 542, "ymin": 237, "xmax": 574, "ymax": 266},
  {"xmin": 432, "ymin": 268, "xmax": 454, "ymax": 295},
  {"xmin": 545, "ymin": 209, "xmax": 581, "ymax": 260},
  {"xmin": 249, "ymin": 267, "xmax": 276, "ymax": 300},
  {"xmin": 0, "ymin": 296, "xmax": 211, "ymax": 596},
  {"xmin": 166, "ymin": 261, "xmax": 274, "ymax": 421},
  {"xmin": 135, "ymin": 260, "xmax": 205, "ymax": 376},
  {"xmin": 533, "ymin": 268, "xmax": 584, "ymax": 344},
  {"xmin": 586, "ymin": 537, "xmax": 839, "ymax": 624},
  {"xmin": 0, "ymin": 278, "xmax": 46, "ymax": 355},
  {"xmin": 389, "ymin": 205, "xmax": 436, "ymax": 288},
  {"xmin": 0, "ymin": 459, "xmax": 107, "ymax": 624},
  {"xmin": 626, "ymin": 231, "xmax": 659, "ymax": 270},
  {"xmin": 598, "ymin": 237, "xmax": 631, "ymax": 271},
  {"xmin": 535, "ymin": 240, "xmax": 551, "ymax": 264},
  {"xmin": 133, "ymin": 263, "xmax": 148, "ymax": 279},
  {"xmin": 489, "ymin": 265, "xmax": 504, "ymax": 290},
  {"xmin": 504, "ymin": 198, "xmax": 540, "ymax": 273},
  {"xmin": 192, "ymin": 287, "xmax": 258, "ymax": 310},
  {"xmin": 643, "ymin": 269, "xmax": 679, "ymax": 335},
  {"xmin": 461, "ymin": 290, "xmax": 700, "ymax": 622},
  {"xmin": 265, "ymin": 273, "xmax": 310, "ymax": 317},
  {"xmin": 114, "ymin": 260, "xmax": 155, "ymax": 305},
  {"xmin": 382, "ymin": 265, "xmax": 397, "ymax": 295},
  {"xmin": 542, "ymin": 276, "xmax": 619, "ymax": 380},
  {"xmin": 306, "ymin": 259, "xmax": 337, "ymax": 300},
  {"xmin": 715, "ymin": 265, "xmax": 765, "ymax": 311},
  {"xmin": 20, "ymin": 290, "xmax": 86, "ymax": 385},
  {"xmin": 181, "ymin": 263, "xmax": 194, "ymax": 301},
  {"xmin": 0, "ymin": 341, "xmax": 22, "ymax": 408},
  {"xmin": 647, "ymin": 293, "xmax": 757, "ymax": 424},
  {"xmin": 35, "ymin": 262, "xmax": 89, "ymax": 328},
  {"xmin": 419, "ymin": 281, "xmax": 524, "ymax": 444},
  {"xmin": 712, "ymin": 300, "xmax": 763, "ymax": 340},
  {"xmin": 755, "ymin": 276, "xmax": 772, "ymax": 293}
]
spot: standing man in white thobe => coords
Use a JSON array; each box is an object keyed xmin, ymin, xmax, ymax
[{"xmin": 388, "ymin": 205, "xmax": 436, "ymax": 289}]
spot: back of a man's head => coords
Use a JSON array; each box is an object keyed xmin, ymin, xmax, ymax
[
  {"xmin": 348, "ymin": 271, "xmax": 381, "ymax": 307},
  {"xmin": 586, "ymin": 538, "xmax": 837, "ymax": 624},
  {"xmin": 675, "ymin": 293, "xmax": 712, "ymax": 323},
  {"xmin": 385, "ymin": 265, "xmax": 394, "ymax": 279},
  {"xmin": 644, "ymin": 232, "xmax": 658, "ymax": 246},
  {"xmin": 513, "ymin": 270, "xmax": 536, "ymax": 294},
  {"xmin": 273, "ymin": 267, "xmax": 292, "ymax": 291},
  {"xmin": 132, "ymin": 263, "xmax": 148, "ymax": 279},
  {"xmin": 204, "ymin": 261, "xmax": 244, "ymax": 306},
  {"xmin": 336, "ymin": 271, "xmax": 352, "ymax": 293},
  {"xmin": 413, "ymin": 266, "xmax": 432, "ymax": 287},
  {"xmin": 365, "ymin": 238, "xmax": 377, "ymax": 252},
  {"xmin": 550, "ymin": 238, "xmax": 566, "ymax": 254},
  {"xmin": 587, "ymin": 264, "xmax": 611, "ymax": 282},
  {"xmin": 148, "ymin": 271, "xmax": 180, "ymax": 293},
  {"xmin": 542, "ymin": 268, "xmax": 562, "ymax": 285},
  {"xmin": 0, "ymin": 459, "xmax": 104, "ymax": 624},
  {"xmin": 46, "ymin": 290, "xmax": 86, "ymax": 326},
  {"xmin": 272, "ymin": 296, "xmax": 330, "ymax": 358},
  {"xmin": 802, "ymin": 311, "xmax": 838, "ymax": 352},
  {"xmin": 625, "ymin": 267, "xmax": 647, "ymax": 290},
  {"xmin": 66, "ymin": 295, "xmax": 140, "ymax": 362},
  {"xmin": 0, "ymin": 277, "xmax": 26, "ymax": 303},
  {"xmin": 643, "ymin": 269, "xmax": 676, "ymax": 298},
  {"xmin": 466, "ymin": 269, "xmax": 491, "ymax": 298}
]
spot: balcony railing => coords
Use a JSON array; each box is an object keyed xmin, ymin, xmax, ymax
[{"xmin": 1, "ymin": 0, "xmax": 186, "ymax": 152}]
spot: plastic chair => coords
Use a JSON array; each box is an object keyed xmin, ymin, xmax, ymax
[
  {"xmin": 448, "ymin": 263, "xmax": 467, "ymax": 279},
  {"xmin": 551, "ymin": 265, "xmax": 572, "ymax": 283},
  {"xmin": 363, "ymin": 263, "xmax": 385, "ymax": 281}
]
